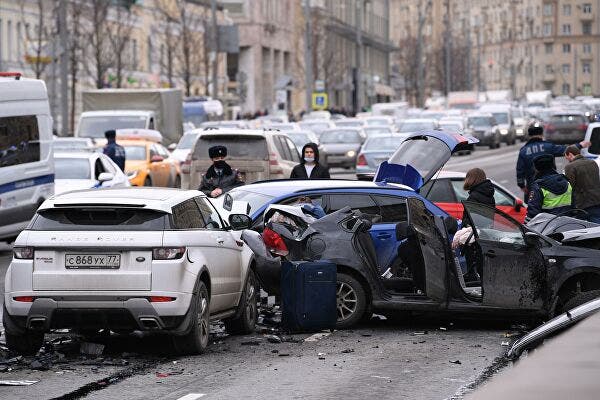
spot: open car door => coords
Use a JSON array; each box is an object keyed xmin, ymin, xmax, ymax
[
  {"xmin": 462, "ymin": 201, "xmax": 547, "ymax": 310},
  {"xmin": 406, "ymin": 197, "xmax": 449, "ymax": 303}
]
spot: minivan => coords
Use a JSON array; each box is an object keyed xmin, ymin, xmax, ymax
[
  {"xmin": 0, "ymin": 72, "xmax": 54, "ymax": 241},
  {"xmin": 180, "ymin": 128, "xmax": 300, "ymax": 190}
]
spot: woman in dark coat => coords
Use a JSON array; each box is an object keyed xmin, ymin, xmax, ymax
[
  {"xmin": 290, "ymin": 142, "xmax": 330, "ymax": 179},
  {"xmin": 462, "ymin": 168, "xmax": 495, "ymax": 222}
]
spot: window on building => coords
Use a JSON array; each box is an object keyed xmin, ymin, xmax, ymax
[
  {"xmin": 583, "ymin": 62, "xmax": 591, "ymax": 74},
  {"xmin": 562, "ymin": 83, "xmax": 571, "ymax": 95},
  {"xmin": 583, "ymin": 3, "xmax": 592, "ymax": 13},
  {"xmin": 563, "ymin": 4, "xmax": 571, "ymax": 15},
  {"xmin": 546, "ymin": 64, "xmax": 554, "ymax": 74},
  {"xmin": 583, "ymin": 84, "xmax": 592, "ymax": 96},
  {"xmin": 222, "ymin": 1, "xmax": 245, "ymax": 15},
  {"xmin": 583, "ymin": 43, "xmax": 592, "ymax": 53},
  {"xmin": 543, "ymin": 23, "xmax": 552, "ymax": 36},
  {"xmin": 582, "ymin": 22, "xmax": 592, "ymax": 35},
  {"xmin": 7, "ymin": 20, "xmax": 12, "ymax": 61},
  {"xmin": 543, "ymin": 3, "xmax": 553, "ymax": 16},
  {"xmin": 562, "ymin": 64, "xmax": 570, "ymax": 74},
  {"xmin": 562, "ymin": 24, "xmax": 571, "ymax": 35},
  {"xmin": 563, "ymin": 43, "xmax": 571, "ymax": 53},
  {"xmin": 545, "ymin": 43, "xmax": 553, "ymax": 54}
]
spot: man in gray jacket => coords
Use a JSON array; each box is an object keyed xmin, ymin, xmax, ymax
[{"xmin": 564, "ymin": 145, "xmax": 600, "ymax": 223}]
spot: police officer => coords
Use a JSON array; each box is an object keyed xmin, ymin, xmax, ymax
[
  {"xmin": 525, "ymin": 154, "xmax": 573, "ymax": 222},
  {"xmin": 199, "ymin": 145, "xmax": 244, "ymax": 198},
  {"xmin": 516, "ymin": 123, "xmax": 589, "ymax": 202},
  {"xmin": 103, "ymin": 130, "xmax": 126, "ymax": 171}
]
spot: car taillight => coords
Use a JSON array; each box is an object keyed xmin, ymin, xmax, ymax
[
  {"xmin": 357, "ymin": 154, "xmax": 368, "ymax": 166},
  {"xmin": 13, "ymin": 247, "xmax": 34, "ymax": 259},
  {"xmin": 181, "ymin": 153, "xmax": 192, "ymax": 174},
  {"xmin": 13, "ymin": 296, "xmax": 34, "ymax": 302},
  {"xmin": 269, "ymin": 152, "xmax": 283, "ymax": 175},
  {"xmin": 152, "ymin": 247, "xmax": 186, "ymax": 260},
  {"xmin": 269, "ymin": 152, "xmax": 279, "ymax": 166},
  {"xmin": 262, "ymin": 227, "xmax": 289, "ymax": 256},
  {"xmin": 545, "ymin": 123, "xmax": 555, "ymax": 132},
  {"xmin": 579, "ymin": 124, "xmax": 588, "ymax": 131}
]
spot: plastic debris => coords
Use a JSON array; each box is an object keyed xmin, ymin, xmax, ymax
[
  {"xmin": 412, "ymin": 331, "xmax": 428, "ymax": 336},
  {"xmin": 265, "ymin": 335, "xmax": 282, "ymax": 343},
  {"xmin": 439, "ymin": 327, "xmax": 447, "ymax": 331},
  {"xmin": 501, "ymin": 341, "xmax": 510, "ymax": 346},
  {"xmin": 0, "ymin": 380, "xmax": 39, "ymax": 386},
  {"xmin": 449, "ymin": 360, "xmax": 462, "ymax": 364},
  {"xmin": 80, "ymin": 342, "xmax": 105, "ymax": 356},
  {"xmin": 341, "ymin": 348, "xmax": 355, "ymax": 354},
  {"xmin": 318, "ymin": 352, "xmax": 326, "ymax": 360}
]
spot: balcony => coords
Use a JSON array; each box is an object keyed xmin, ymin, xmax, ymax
[
  {"xmin": 543, "ymin": 72, "xmax": 556, "ymax": 82},
  {"xmin": 580, "ymin": 12, "xmax": 594, "ymax": 21}
]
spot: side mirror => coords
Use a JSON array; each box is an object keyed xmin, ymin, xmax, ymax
[
  {"xmin": 524, "ymin": 231, "xmax": 540, "ymax": 247},
  {"xmin": 229, "ymin": 214, "xmax": 252, "ymax": 230},
  {"xmin": 97, "ymin": 172, "xmax": 114, "ymax": 182},
  {"xmin": 514, "ymin": 198, "xmax": 523, "ymax": 212},
  {"xmin": 396, "ymin": 221, "xmax": 410, "ymax": 241},
  {"xmin": 151, "ymin": 155, "xmax": 164, "ymax": 163},
  {"xmin": 168, "ymin": 143, "xmax": 177, "ymax": 151}
]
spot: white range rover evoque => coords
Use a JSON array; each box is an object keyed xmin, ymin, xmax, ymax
[{"xmin": 3, "ymin": 188, "xmax": 258, "ymax": 355}]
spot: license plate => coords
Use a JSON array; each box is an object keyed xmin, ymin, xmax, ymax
[{"xmin": 65, "ymin": 254, "xmax": 121, "ymax": 269}]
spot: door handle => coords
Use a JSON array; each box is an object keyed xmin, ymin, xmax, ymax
[
  {"xmin": 485, "ymin": 250, "xmax": 496, "ymax": 258},
  {"xmin": 376, "ymin": 233, "xmax": 392, "ymax": 239}
]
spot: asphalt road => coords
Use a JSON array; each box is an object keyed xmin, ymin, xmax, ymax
[{"xmin": 0, "ymin": 146, "xmax": 527, "ymax": 399}]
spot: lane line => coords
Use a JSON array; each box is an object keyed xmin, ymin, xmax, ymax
[
  {"xmin": 176, "ymin": 394, "xmax": 206, "ymax": 400},
  {"xmin": 304, "ymin": 331, "xmax": 332, "ymax": 342}
]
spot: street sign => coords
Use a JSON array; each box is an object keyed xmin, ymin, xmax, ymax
[
  {"xmin": 314, "ymin": 80, "xmax": 325, "ymax": 92},
  {"xmin": 312, "ymin": 92, "xmax": 328, "ymax": 110}
]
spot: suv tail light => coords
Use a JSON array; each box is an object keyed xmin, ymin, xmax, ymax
[
  {"xmin": 269, "ymin": 152, "xmax": 283, "ymax": 175},
  {"xmin": 357, "ymin": 154, "xmax": 368, "ymax": 167},
  {"xmin": 13, "ymin": 247, "xmax": 34, "ymax": 259},
  {"xmin": 544, "ymin": 123, "xmax": 555, "ymax": 133},
  {"xmin": 181, "ymin": 153, "xmax": 192, "ymax": 174},
  {"xmin": 262, "ymin": 227, "xmax": 289, "ymax": 256},
  {"xmin": 152, "ymin": 247, "xmax": 186, "ymax": 260}
]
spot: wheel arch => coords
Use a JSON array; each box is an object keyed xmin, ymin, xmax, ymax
[
  {"xmin": 553, "ymin": 270, "xmax": 600, "ymax": 314},
  {"xmin": 337, "ymin": 264, "xmax": 373, "ymax": 306}
]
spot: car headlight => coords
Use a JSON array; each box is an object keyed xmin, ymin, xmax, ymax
[
  {"xmin": 516, "ymin": 128, "xmax": 524, "ymax": 134},
  {"xmin": 500, "ymin": 129, "xmax": 509, "ymax": 135},
  {"xmin": 346, "ymin": 150, "xmax": 356, "ymax": 157},
  {"xmin": 126, "ymin": 170, "xmax": 138, "ymax": 179}
]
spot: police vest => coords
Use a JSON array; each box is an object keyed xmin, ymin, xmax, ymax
[{"xmin": 541, "ymin": 184, "xmax": 573, "ymax": 210}]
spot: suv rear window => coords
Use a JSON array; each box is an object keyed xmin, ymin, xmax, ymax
[
  {"xmin": 550, "ymin": 114, "xmax": 586, "ymax": 124},
  {"xmin": 30, "ymin": 208, "xmax": 167, "ymax": 231},
  {"xmin": 0, "ymin": 115, "xmax": 40, "ymax": 167},
  {"xmin": 193, "ymin": 135, "xmax": 268, "ymax": 159}
]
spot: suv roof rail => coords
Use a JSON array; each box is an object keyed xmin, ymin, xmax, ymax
[
  {"xmin": 263, "ymin": 128, "xmax": 281, "ymax": 132},
  {"xmin": 0, "ymin": 72, "xmax": 22, "ymax": 80},
  {"xmin": 203, "ymin": 127, "xmax": 220, "ymax": 130}
]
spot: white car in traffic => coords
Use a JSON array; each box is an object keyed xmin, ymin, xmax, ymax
[
  {"xmin": 3, "ymin": 188, "xmax": 257, "ymax": 355},
  {"xmin": 53, "ymin": 151, "xmax": 130, "ymax": 195}
]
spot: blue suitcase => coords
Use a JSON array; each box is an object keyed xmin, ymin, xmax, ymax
[{"xmin": 281, "ymin": 261, "xmax": 337, "ymax": 332}]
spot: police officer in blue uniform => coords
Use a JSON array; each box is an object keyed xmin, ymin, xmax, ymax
[
  {"xmin": 516, "ymin": 123, "xmax": 589, "ymax": 202},
  {"xmin": 103, "ymin": 130, "xmax": 126, "ymax": 171}
]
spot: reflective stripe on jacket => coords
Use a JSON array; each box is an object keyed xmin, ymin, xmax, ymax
[{"xmin": 541, "ymin": 184, "xmax": 572, "ymax": 210}]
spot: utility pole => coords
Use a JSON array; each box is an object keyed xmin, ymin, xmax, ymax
[
  {"xmin": 304, "ymin": 0, "xmax": 313, "ymax": 111},
  {"xmin": 416, "ymin": 1, "xmax": 430, "ymax": 107},
  {"xmin": 466, "ymin": 15, "xmax": 472, "ymax": 90},
  {"xmin": 59, "ymin": 0, "xmax": 68, "ymax": 136},
  {"xmin": 355, "ymin": 0, "xmax": 363, "ymax": 113},
  {"xmin": 444, "ymin": 0, "xmax": 451, "ymax": 101},
  {"xmin": 211, "ymin": 0, "xmax": 218, "ymax": 99}
]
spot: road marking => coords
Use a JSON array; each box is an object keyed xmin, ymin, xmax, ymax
[
  {"xmin": 304, "ymin": 331, "xmax": 332, "ymax": 342},
  {"xmin": 177, "ymin": 394, "xmax": 206, "ymax": 400},
  {"xmin": 371, "ymin": 375, "xmax": 391, "ymax": 380}
]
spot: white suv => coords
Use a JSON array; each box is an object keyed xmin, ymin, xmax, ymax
[{"xmin": 3, "ymin": 188, "xmax": 257, "ymax": 355}]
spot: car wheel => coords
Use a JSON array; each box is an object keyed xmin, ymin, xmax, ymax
[
  {"xmin": 174, "ymin": 175, "xmax": 181, "ymax": 189},
  {"xmin": 563, "ymin": 289, "xmax": 600, "ymax": 312},
  {"xmin": 224, "ymin": 269, "xmax": 258, "ymax": 335},
  {"xmin": 173, "ymin": 281, "xmax": 210, "ymax": 355},
  {"xmin": 3, "ymin": 309, "xmax": 43, "ymax": 355},
  {"xmin": 336, "ymin": 273, "xmax": 366, "ymax": 329},
  {"xmin": 144, "ymin": 177, "xmax": 152, "ymax": 187}
]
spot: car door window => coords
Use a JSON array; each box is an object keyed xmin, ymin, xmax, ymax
[
  {"xmin": 449, "ymin": 180, "xmax": 469, "ymax": 202},
  {"xmin": 172, "ymin": 199, "xmax": 206, "ymax": 229},
  {"xmin": 274, "ymin": 136, "xmax": 291, "ymax": 161},
  {"xmin": 372, "ymin": 195, "xmax": 407, "ymax": 222},
  {"xmin": 327, "ymin": 194, "xmax": 380, "ymax": 215},
  {"xmin": 195, "ymin": 197, "xmax": 224, "ymax": 229},
  {"xmin": 464, "ymin": 202, "xmax": 525, "ymax": 246},
  {"xmin": 493, "ymin": 187, "xmax": 514, "ymax": 206},
  {"xmin": 422, "ymin": 179, "xmax": 456, "ymax": 203},
  {"xmin": 285, "ymin": 137, "xmax": 300, "ymax": 162}
]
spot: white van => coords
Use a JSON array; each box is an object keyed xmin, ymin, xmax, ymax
[{"xmin": 0, "ymin": 73, "xmax": 54, "ymax": 241}]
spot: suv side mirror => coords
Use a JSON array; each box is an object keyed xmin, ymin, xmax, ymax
[
  {"xmin": 396, "ymin": 221, "xmax": 410, "ymax": 240},
  {"xmin": 97, "ymin": 172, "xmax": 114, "ymax": 182},
  {"xmin": 229, "ymin": 214, "xmax": 252, "ymax": 230}
]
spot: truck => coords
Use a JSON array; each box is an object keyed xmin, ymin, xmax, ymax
[
  {"xmin": 525, "ymin": 90, "xmax": 552, "ymax": 108},
  {"xmin": 76, "ymin": 88, "xmax": 183, "ymax": 145},
  {"xmin": 447, "ymin": 91, "xmax": 479, "ymax": 110},
  {"xmin": 485, "ymin": 90, "xmax": 513, "ymax": 103}
]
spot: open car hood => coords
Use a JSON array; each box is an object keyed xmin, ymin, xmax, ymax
[{"xmin": 373, "ymin": 131, "xmax": 478, "ymax": 190}]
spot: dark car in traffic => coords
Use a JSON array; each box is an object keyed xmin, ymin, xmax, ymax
[{"xmin": 544, "ymin": 112, "xmax": 588, "ymax": 144}]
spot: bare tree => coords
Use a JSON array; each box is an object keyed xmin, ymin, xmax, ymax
[
  {"xmin": 177, "ymin": 1, "xmax": 205, "ymax": 97},
  {"xmin": 84, "ymin": 0, "xmax": 112, "ymax": 89},
  {"xmin": 395, "ymin": 36, "xmax": 421, "ymax": 106},
  {"xmin": 107, "ymin": 5, "xmax": 135, "ymax": 88},
  {"xmin": 68, "ymin": 1, "xmax": 85, "ymax": 133},
  {"xmin": 20, "ymin": 0, "xmax": 56, "ymax": 79}
]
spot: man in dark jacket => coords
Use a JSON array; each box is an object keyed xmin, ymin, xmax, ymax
[
  {"xmin": 103, "ymin": 130, "xmax": 126, "ymax": 171},
  {"xmin": 199, "ymin": 145, "xmax": 244, "ymax": 198},
  {"xmin": 290, "ymin": 142, "xmax": 330, "ymax": 179},
  {"xmin": 564, "ymin": 145, "xmax": 600, "ymax": 223},
  {"xmin": 526, "ymin": 154, "xmax": 573, "ymax": 222},
  {"xmin": 516, "ymin": 124, "xmax": 589, "ymax": 202}
]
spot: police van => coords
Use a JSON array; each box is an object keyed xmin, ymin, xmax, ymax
[{"xmin": 0, "ymin": 72, "xmax": 54, "ymax": 242}]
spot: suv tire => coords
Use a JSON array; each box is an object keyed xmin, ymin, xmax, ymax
[
  {"xmin": 173, "ymin": 281, "xmax": 210, "ymax": 355},
  {"xmin": 336, "ymin": 273, "xmax": 366, "ymax": 329},
  {"xmin": 3, "ymin": 307, "xmax": 44, "ymax": 355},
  {"xmin": 224, "ymin": 270, "xmax": 258, "ymax": 335},
  {"xmin": 563, "ymin": 289, "xmax": 600, "ymax": 312}
]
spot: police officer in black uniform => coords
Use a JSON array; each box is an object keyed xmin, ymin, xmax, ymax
[
  {"xmin": 516, "ymin": 123, "xmax": 590, "ymax": 202},
  {"xmin": 103, "ymin": 130, "xmax": 126, "ymax": 171},
  {"xmin": 199, "ymin": 145, "xmax": 244, "ymax": 198}
]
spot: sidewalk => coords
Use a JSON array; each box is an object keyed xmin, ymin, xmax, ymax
[{"xmin": 468, "ymin": 311, "xmax": 600, "ymax": 399}]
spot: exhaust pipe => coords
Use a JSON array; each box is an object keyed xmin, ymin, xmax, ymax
[
  {"xmin": 28, "ymin": 317, "xmax": 47, "ymax": 330},
  {"xmin": 139, "ymin": 317, "xmax": 161, "ymax": 330}
]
